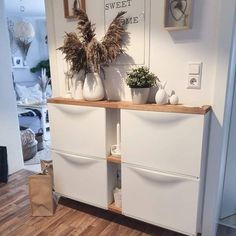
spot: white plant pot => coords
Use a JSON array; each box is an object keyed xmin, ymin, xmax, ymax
[
  {"xmin": 131, "ymin": 88, "xmax": 150, "ymax": 104},
  {"xmin": 83, "ymin": 73, "xmax": 105, "ymax": 101},
  {"xmin": 155, "ymin": 89, "xmax": 168, "ymax": 105}
]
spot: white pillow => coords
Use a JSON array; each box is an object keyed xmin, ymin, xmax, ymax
[
  {"xmin": 15, "ymin": 84, "xmax": 30, "ymax": 101},
  {"xmin": 28, "ymin": 84, "xmax": 42, "ymax": 101},
  {"xmin": 15, "ymin": 83, "xmax": 42, "ymax": 103}
]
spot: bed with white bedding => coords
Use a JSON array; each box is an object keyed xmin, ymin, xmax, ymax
[
  {"xmin": 18, "ymin": 106, "xmax": 42, "ymax": 133},
  {"xmin": 15, "ymin": 81, "xmax": 51, "ymax": 134}
]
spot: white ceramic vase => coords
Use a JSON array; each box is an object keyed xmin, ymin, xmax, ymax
[
  {"xmin": 83, "ymin": 73, "xmax": 105, "ymax": 101},
  {"xmin": 131, "ymin": 88, "xmax": 150, "ymax": 104},
  {"xmin": 71, "ymin": 73, "xmax": 84, "ymax": 100}
]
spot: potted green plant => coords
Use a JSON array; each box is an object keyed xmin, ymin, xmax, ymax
[
  {"xmin": 126, "ymin": 66, "xmax": 159, "ymax": 104},
  {"xmin": 58, "ymin": 9, "xmax": 127, "ymax": 101},
  {"xmin": 30, "ymin": 59, "xmax": 50, "ymax": 78}
]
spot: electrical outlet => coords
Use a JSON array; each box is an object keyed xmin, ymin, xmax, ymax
[{"xmin": 187, "ymin": 75, "xmax": 201, "ymax": 89}]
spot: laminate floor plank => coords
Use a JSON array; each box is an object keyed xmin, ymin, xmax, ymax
[{"xmin": 1, "ymin": 170, "xmax": 189, "ymax": 236}]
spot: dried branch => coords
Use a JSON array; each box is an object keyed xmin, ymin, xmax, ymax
[
  {"xmin": 74, "ymin": 9, "xmax": 96, "ymax": 44},
  {"xmin": 102, "ymin": 11, "xmax": 126, "ymax": 64},
  {"xmin": 58, "ymin": 32, "xmax": 87, "ymax": 74},
  {"xmin": 58, "ymin": 11, "xmax": 127, "ymax": 75}
]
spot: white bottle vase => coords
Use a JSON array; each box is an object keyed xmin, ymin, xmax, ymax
[
  {"xmin": 72, "ymin": 73, "xmax": 84, "ymax": 100},
  {"xmin": 83, "ymin": 73, "xmax": 105, "ymax": 101}
]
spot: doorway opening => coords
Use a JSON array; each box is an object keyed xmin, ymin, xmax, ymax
[{"xmin": 5, "ymin": 0, "xmax": 52, "ymax": 173}]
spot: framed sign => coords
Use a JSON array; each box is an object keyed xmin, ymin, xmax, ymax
[
  {"xmin": 104, "ymin": 0, "xmax": 150, "ymax": 66},
  {"xmin": 64, "ymin": 0, "xmax": 86, "ymax": 19}
]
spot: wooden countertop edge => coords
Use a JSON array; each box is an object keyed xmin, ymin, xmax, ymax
[{"xmin": 47, "ymin": 97, "xmax": 211, "ymax": 115}]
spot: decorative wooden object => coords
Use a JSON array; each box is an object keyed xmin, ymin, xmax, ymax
[
  {"xmin": 48, "ymin": 98, "xmax": 211, "ymax": 115},
  {"xmin": 164, "ymin": 0, "xmax": 192, "ymax": 31},
  {"xmin": 107, "ymin": 155, "xmax": 121, "ymax": 164},
  {"xmin": 64, "ymin": 0, "xmax": 86, "ymax": 19},
  {"xmin": 108, "ymin": 202, "xmax": 122, "ymax": 214}
]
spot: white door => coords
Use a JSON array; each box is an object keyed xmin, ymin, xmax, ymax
[
  {"xmin": 53, "ymin": 151, "xmax": 108, "ymax": 209},
  {"xmin": 48, "ymin": 104, "xmax": 107, "ymax": 158},
  {"xmin": 220, "ymin": 84, "xmax": 236, "ymax": 218},
  {"xmin": 121, "ymin": 110, "xmax": 205, "ymax": 177},
  {"xmin": 122, "ymin": 163, "xmax": 200, "ymax": 236}
]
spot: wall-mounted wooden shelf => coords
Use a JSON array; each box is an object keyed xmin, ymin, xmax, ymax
[
  {"xmin": 12, "ymin": 66, "xmax": 29, "ymax": 69},
  {"xmin": 108, "ymin": 202, "xmax": 122, "ymax": 214},
  {"xmin": 48, "ymin": 97, "xmax": 211, "ymax": 115},
  {"xmin": 107, "ymin": 155, "xmax": 121, "ymax": 164}
]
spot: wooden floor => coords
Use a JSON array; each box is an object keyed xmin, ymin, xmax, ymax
[{"xmin": 0, "ymin": 170, "xmax": 186, "ymax": 236}]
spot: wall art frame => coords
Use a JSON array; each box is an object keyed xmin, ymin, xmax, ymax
[
  {"xmin": 64, "ymin": 0, "xmax": 86, "ymax": 19},
  {"xmin": 164, "ymin": 0, "xmax": 192, "ymax": 31},
  {"xmin": 13, "ymin": 56, "xmax": 23, "ymax": 67}
]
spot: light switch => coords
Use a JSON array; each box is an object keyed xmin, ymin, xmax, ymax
[{"xmin": 189, "ymin": 63, "xmax": 202, "ymax": 75}]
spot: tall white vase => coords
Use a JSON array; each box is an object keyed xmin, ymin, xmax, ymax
[
  {"xmin": 72, "ymin": 73, "xmax": 84, "ymax": 99},
  {"xmin": 83, "ymin": 73, "xmax": 105, "ymax": 101}
]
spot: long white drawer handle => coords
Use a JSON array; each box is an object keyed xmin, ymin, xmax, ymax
[
  {"xmin": 55, "ymin": 151, "xmax": 98, "ymax": 166},
  {"xmin": 55, "ymin": 105, "xmax": 95, "ymax": 116},
  {"xmin": 129, "ymin": 166, "xmax": 197, "ymax": 184},
  {"xmin": 132, "ymin": 111, "xmax": 190, "ymax": 124}
]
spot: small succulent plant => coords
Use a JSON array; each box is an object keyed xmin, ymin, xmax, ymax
[{"xmin": 126, "ymin": 66, "xmax": 159, "ymax": 88}]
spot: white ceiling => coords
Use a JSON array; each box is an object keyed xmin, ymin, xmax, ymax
[{"xmin": 5, "ymin": 0, "xmax": 45, "ymax": 17}]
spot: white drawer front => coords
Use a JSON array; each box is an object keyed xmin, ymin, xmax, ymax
[
  {"xmin": 121, "ymin": 110, "xmax": 205, "ymax": 177},
  {"xmin": 53, "ymin": 151, "xmax": 108, "ymax": 208},
  {"xmin": 122, "ymin": 164, "xmax": 200, "ymax": 235},
  {"xmin": 48, "ymin": 104, "xmax": 106, "ymax": 158}
]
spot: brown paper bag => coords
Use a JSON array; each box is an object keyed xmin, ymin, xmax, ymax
[{"xmin": 29, "ymin": 174, "xmax": 56, "ymax": 216}]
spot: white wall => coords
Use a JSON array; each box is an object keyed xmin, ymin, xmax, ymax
[
  {"xmin": 0, "ymin": 0, "xmax": 24, "ymax": 174},
  {"xmin": 5, "ymin": 0, "xmax": 45, "ymax": 17},
  {"xmin": 48, "ymin": 0, "xmax": 218, "ymax": 106}
]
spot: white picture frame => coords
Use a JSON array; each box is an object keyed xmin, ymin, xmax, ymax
[{"xmin": 13, "ymin": 56, "xmax": 23, "ymax": 67}]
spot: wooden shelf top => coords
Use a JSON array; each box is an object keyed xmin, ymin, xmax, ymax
[
  {"xmin": 48, "ymin": 97, "xmax": 211, "ymax": 115},
  {"xmin": 107, "ymin": 155, "xmax": 121, "ymax": 164},
  {"xmin": 108, "ymin": 202, "xmax": 122, "ymax": 214}
]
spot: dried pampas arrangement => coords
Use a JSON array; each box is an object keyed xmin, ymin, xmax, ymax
[
  {"xmin": 14, "ymin": 21, "xmax": 35, "ymax": 62},
  {"xmin": 58, "ymin": 9, "xmax": 127, "ymax": 75}
]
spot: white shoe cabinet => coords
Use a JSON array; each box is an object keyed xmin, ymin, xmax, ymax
[{"xmin": 48, "ymin": 98, "xmax": 211, "ymax": 236}]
